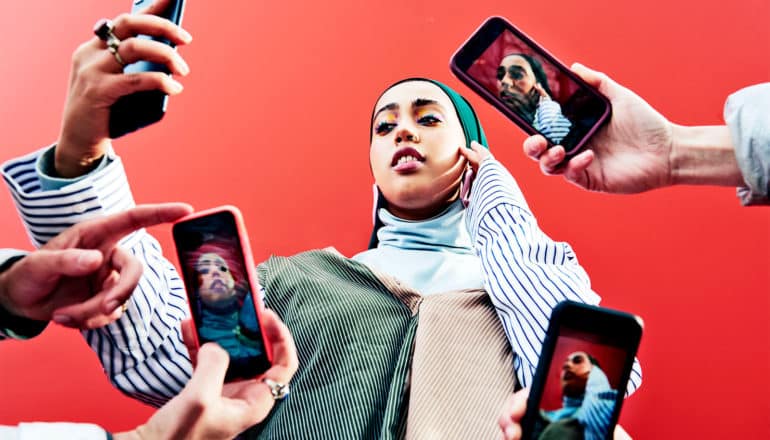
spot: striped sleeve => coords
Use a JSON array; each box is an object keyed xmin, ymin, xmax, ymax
[
  {"xmin": 533, "ymin": 98, "xmax": 572, "ymax": 145},
  {"xmin": 1, "ymin": 146, "xmax": 193, "ymax": 407},
  {"xmin": 465, "ymin": 159, "xmax": 642, "ymax": 395}
]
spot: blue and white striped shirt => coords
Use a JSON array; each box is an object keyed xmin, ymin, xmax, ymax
[{"xmin": 1, "ymin": 147, "xmax": 641, "ymax": 406}]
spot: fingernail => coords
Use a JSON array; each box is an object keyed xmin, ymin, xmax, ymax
[
  {"xmin": 53, "ymin": 315, "xmax": 73, "ymax": 325},
  {"xmin": 178, "ymin": 60, "xmax": 190, "ymax": 76},
  {"xmin": 504, "ymin": 426, "xmax": 516, "ymax": 439},
  {"xmin": 77, "ymin": 250, "xmax": 101, "ymax": 267},
  {"xmin": 170, "ymin": 80, "xmax": 184, "ymax": 93},
  {"xmin": 105, "ymin": 300, "xmax": 119, "ymax": 312},
  {"xmin": 179, "ymin": 28, "xmax": 193, "ymax": 43}
]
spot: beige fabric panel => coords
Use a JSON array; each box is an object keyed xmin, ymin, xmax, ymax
[{"xmin": 405, "ymin": 289, "xmax": 517, "ymax": 440}]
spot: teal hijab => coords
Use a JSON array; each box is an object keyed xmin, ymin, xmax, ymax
[{"xmin": 368, "ymin": 78, "xmax": 489, "ymax": 249}]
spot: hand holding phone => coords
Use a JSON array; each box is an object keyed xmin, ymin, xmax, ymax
[
  {"xmin": 520, "ymin": 301, "xmax": 643, "ymax": 440},
  {"xmin": 109, "ymin": 0, "xmax": 186, "ymax": 138},
  {"xmin": 450, "ymin": 17, "xmax": 611, "ymax": 159},
  {"xmin": 172, "ymin": 206, "xmax": 273, "ymax": 381}
]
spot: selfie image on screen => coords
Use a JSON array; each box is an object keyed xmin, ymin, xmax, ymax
[
  {"xmin": 533, "ymin": 330, "xmax": 627, "ymax": 440},
  {"xmin": 176, "ymin": 215, "xmax": 267, "ymax": 379},
  {"xmin": 466, "ymin": 30, "xmax": 606, "ymax": 149}
]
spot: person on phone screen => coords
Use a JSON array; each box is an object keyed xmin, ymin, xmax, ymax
[
  {"xmin": 497, "ymin": 53, "xmax": 572, "ymax": 144},
  {"xmin": 533, "ymin": 351, "xmax": 618, "ymax": 440},
  {"xmin": 187, "ymin": 242, "xmax": 264, "ymax": 364},
  {"xmin": 1, "ymin": 3, "xmax": 641, "ymax": 438},
  {"xmin": 521, "ymin": 64, "xmax": 769, "ymax": 206},
  {"xmin": 0, "ymin": 206, "xmax": 299, "ymax": 439}
]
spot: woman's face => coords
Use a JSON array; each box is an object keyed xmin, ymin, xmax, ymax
[
  {"xmin": 496, "ymin": 54, "xmax": 537, "ymax": 96},
  {"xmin": 195, "ymin": 252, "xmax": 236, "ymax": 305},
  {"xmin": 370, "ymin": 81, "xmax": 467, "ymax": 220}
]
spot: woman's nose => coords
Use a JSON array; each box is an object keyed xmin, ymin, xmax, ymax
[{"xmin": 394, "ymin": 126, "xmax": 419, "ymax": 144}]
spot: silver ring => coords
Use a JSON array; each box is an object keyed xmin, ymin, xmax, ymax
[
  {"xmin": 93, "ymin": 18, "xmax": 126, "ymax": 67},
  {"xmin": 263, "ymin": 378, "xmax": 290, "ymax": 400}
]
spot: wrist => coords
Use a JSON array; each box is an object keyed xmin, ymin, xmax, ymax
[
  {"xmin": 669, "ymin": 124, "xmax": 744, "ymax": 187},
  {"xmin": 53, "ymin": 137, "xmax": 110, "ymax": 178}
]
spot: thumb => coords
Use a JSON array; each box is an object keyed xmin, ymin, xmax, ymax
[{"xmin": 571, "ymin": 62, "xmax": 617, "ymax": 99}]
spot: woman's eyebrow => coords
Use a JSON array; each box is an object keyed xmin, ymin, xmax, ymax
[
  {"xmin": 374, "ymin": 102, "xmax": 399, "ymax": 120},
  {"xmin": 413, "ymin": 98, "xmax": 440, "ymax": 110}
]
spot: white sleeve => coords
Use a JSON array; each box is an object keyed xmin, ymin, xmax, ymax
[
  {"xmin": 465, "ymin": 159, "xmax": 642, "ymax": 395},
  {"xmin": 0, "ymin": 423, "xmax": 106, "ymax": 440}
]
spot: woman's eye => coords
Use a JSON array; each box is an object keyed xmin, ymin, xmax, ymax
[
  {"xmin": 198, "ymin": 268, "xmax": 210, "ymax": 274},
  {"xmin": 418, "ymin": 115, "xmax": 441, "ymax": 126},
  {"xmin": 219, "ymin": 265, "xmax": 229, "ymax": 272},
  {"xmin": 375, "ymin": 122, "xmax": 396, "ymax": 135}
]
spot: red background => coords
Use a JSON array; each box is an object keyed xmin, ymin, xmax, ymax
[{"xmin": 1, "ymin": 1, "xmax": 768, "ymax": 438}]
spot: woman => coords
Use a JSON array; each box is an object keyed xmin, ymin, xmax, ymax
[
  {"xmin": 1, "ymin": 3, "xmax": 640, "ymax": 438},
  {"xmin": 497, "ymin": 53, "xmax": 572, "ymax": 144}
]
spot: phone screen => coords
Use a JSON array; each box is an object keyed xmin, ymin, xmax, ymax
[
  {"xmin": 532, "ymin": 329, "xmax": 629, "ymax": 439},
  {"xmin": 173, "ymin": 210, "xmax": 271, "ymax": 380},
  {"xmin": 451, "ymin": 17, "xmax": 610, "ymax": 155},
  {"xmin": 523, "ymin": 301, "xmax": 642, "ymax": 440}
]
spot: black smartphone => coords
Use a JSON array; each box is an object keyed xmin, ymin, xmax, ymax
[
  {"xmin": 450, "ymin": 16, "xmax": 611, "ymax": 158},
  {"xmin": 172, "ymin": 206, "xmax": 273, "ymax": 381},
  {"xmin": 521, "ymin": 301, "xmax": 643, "ymax": 440},
  {"xmin": 109, "ymin": 0, "xmax": 186, "ymax": 139}
]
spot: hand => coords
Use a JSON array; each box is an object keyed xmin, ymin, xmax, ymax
[
  {"xmin": 0, "ymin": 203, "xmax": 193, "ymax": 329},
  {"xmin": 458, "ymin": 141, "xmax": 493, "ymax": 176},
  {"xmin": 522, "ymin": 63, "xmax": 674, "ymax": 194},
  {"xmin": 498, "ymin": 388, "xmax": 528, "ymax": 440},
  {"xmin": 457, "ymin": 141, "xmax": 493, "ymax": 203},
  {"xmin": 56, "ymin": 0, "xmax": 193, "ymax": 177},
  {"xmin": 125, "ymin": 310, "xmax": 298, "ymax": 440}
]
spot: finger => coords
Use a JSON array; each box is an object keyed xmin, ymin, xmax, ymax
[
  {"xmin": 186, "ymin": 343, "xmax": 230, "ymax": 400},
  {"xmin": 24, "ymin": 249, "xmax": 104, "ymax": 279},
  {"xmin": 457, "ymin": 144, "xmax": 478, "ymax": 164},
  {"xmin": 563, "ymin": 150, "xmax": 595, "ymax": 189},
  {"xmin": 539, "ymin": 146, "xmax": 566, "ymax": 175},
  {"xmin": 508, "ymin": 388, "xmax": 529, "ymax": 422},
  {"xmin": 522, "ymin": 135, "xmax": 548, "ymax": 160},
  {"xmin": 501, "ymin": 423, "xmax": 521, "ymax": 440},
  {"xmin": 138, "ymin": 0, "xmax": 174, "ymax": 16},
  {"xmin": 261, "ymin": 309, "xmax": 299, "ymax": 382},
  {"xmin": 78, "ymin": 203, "xmax": 193, "ymax": 250},
  {"xmin": 52, "ymin": 291, "xmax": 111, "ymax": 329},
  {"xmin": 110, "ymin": 12, "xmax": 192, "ymax": 45},
  {"xmin": 571, "ymin": 63, "xmax": 616, "ymax": 98},
  {"xmin": 181, "ymin": 319, "xmax": 200, "ymax": 367},
  {"xmin": 470, "ymin": 141, "xmax": 492, "ymax": 161},
  {"xmin": 614, "ymin": 424, "xmax": 632, "ymax": 440},
  {"xmin": 101, "ymin": 248, "xmax": 143, "ymax": 314},
  {"xmin": 93, "ymin": 37, "xmax": 190, "ymax": 76}
]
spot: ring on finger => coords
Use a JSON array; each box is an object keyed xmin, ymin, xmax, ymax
[
  {"xmin": 263, "ymin": 378, "xmax": 290, "ymax": 400},
  {"xmin": 93, "ymin": 18, "xmax": 126, "ymax": 67}
]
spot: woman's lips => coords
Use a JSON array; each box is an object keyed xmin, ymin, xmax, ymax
[{"xmin": 391, "ymin": 146, "xmax": 425, "ymax": 173}]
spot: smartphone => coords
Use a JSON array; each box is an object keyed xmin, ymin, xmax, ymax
[
  {"xmin": 172, "ymin": 206, "xmax": 273, "ymax": 381},
  {"xmin": 450, "ymin": 16, "xmax": 611, "ymax": 158},
  {"xmin": 521, "ymin": 301, "xmax": 643, "ymax": 440},
  {"xmin": 109, "ymin": 0, "xmax": 186, "ymax": 138}
]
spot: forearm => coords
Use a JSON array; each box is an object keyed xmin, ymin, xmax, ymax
[
  {"xmin": 466, "ymin": 159, "xmax": 601, "ymax": 387},
  {"xmin": 670, "ymin": 124, "xmax": 744, "ymax": 187}
]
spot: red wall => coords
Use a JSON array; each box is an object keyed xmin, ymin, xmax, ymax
[{"xmin": 1, "ymin": 1, "xmax": 768, "ymax": 438}]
